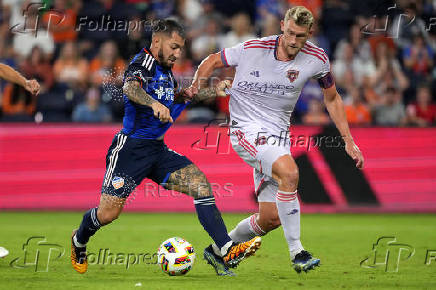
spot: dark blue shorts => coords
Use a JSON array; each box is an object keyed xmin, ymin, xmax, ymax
[{"xmin": 101, "ymin": 133, "xmax": 192, "ymax": 198}]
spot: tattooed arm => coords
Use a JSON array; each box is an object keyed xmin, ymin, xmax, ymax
[
  {"xmin": 123, "ymin": 80, "xmax": 157, "ymax": 107},
  {"xmin": 123, "ymin": 81, "xmax": 173, "ymax": 123},
  {"xmin": 194, "ymin": 87, "xmax": 218, "ymax": 102},
  {"xmin": 183, "ymin": 80, "xmax": 232, "ymax": 103}
]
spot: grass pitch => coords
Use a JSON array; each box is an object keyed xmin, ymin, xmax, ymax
[{"xmin": 0, "ymin": 212, "xmax": 435, "ymax": 289}]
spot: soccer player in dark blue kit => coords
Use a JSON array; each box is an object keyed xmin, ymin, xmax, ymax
[{"xmin": 70, "ymin": 19, "xmax": 261, "ymax": 276}]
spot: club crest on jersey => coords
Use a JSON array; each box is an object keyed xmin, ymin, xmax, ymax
[
  {"xmin": 287, "ymin": 70, "xmax": 299, "ymax": 83},
  {"xmin": 112, "ymin": 176, "xmax": 124, "ymax": 189}
]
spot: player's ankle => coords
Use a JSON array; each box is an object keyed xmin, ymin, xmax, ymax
[
  {"xmin": 213, "ymin": 241, "xmax": 233, "ymax": 257},
  {"xmin": 73, "ymin": 234, "xmax": 86, "ymax": 248},
  {"xmin": 290, "ymin": 244, "xmax": 304, "ymax": 260}
]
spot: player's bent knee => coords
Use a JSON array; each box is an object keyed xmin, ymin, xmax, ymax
[
  {"xmin": 258, "ymin": 214, "xmax": 281, "ymax": 233},
  {"xmin": 265, "ymin": 216, "xmax": 281, "ymax": 232},
  {"xmin": 276, "ymin": 169, "xmax": 299, "ymax": 189},
  {"xmin": 97, "ymin": 208, "xmax": 121, "ymax": 225}
]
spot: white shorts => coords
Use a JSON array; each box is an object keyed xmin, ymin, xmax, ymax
[{"xmin": 230, "ymin": 125, "xmax": 291, "ymax": 203}]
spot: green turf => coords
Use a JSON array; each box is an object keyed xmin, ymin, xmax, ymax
[{"xmin": 0, "ymin": 212, "xmax": 435, "ymax": 289}]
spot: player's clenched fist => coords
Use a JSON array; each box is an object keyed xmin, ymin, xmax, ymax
[
  {"xmin": 24, "ymin": 79, "xmax": 40, "ymax": 95},
  {"xmin": 183, "ymin": 85, "xmax": 198, "ymax": 103},
  {"xmin": 151, "ymin": 102, "xmax": 173, "ymax": 123},
  {"xmin": 215, "ymin": 80, "xmax": 231, "ymax": 97}
]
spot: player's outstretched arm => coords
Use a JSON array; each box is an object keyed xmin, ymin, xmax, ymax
[
  {"xmin": 123, "ymin": 80, "xmax": 173, "ymax": 123},
  {"xmin": 182, "ymin": 53, "xmax": 228, "ymax": 103},
  {"xmin": 192, "ymin": 52, "xmax": 226, "ymax": 89},
  {"xmin": 184, "ymin": 80, "xmax": 231, "ymax": 103},
  {"xmin": 322, "ymin": 84, "xmax": 364, "ymax": 169},
  {"xmin": 0, "ymin": 63, "xmax": 40, "ymax": 95}
]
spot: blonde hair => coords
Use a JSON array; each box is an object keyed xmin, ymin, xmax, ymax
[{"xmin": 284, "ymin": 6, "xmax": 314, "ymax": 29}]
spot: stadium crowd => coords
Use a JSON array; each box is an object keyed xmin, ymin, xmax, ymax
[{"xmin": 0, "ymin": 0, "xmax": 435, "ymax": 126}]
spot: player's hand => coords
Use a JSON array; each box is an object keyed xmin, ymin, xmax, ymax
[
  {"xmin": 183, "ymin": 85, "xmax": 198, "ymax": 103},
  {"xmin": 25, "ymin": 79, "xmax": 40, "ymax": 95},
  {"xmin": 345, "ymin": 141, "xmax": 364, "ymax": 169},
  {"xmin": 151, "ymin": 102, "xmax": 173, "ymax": 123},
  {"xmin": 215, "ymin": 80, "xmax": 231, "ymax": 97}
]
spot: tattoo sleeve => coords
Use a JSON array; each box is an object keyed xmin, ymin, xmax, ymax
[
  {"xmin": 194, "ymin": 87, "xmax": 217, "ymax": 103},
  {"xmin": 123, "ymin": 81, "xmax": 157, "ymax": 107}
]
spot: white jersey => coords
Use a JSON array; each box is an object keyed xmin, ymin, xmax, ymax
[{"xmin": 221, "ymin": 35, "xmax": 332, "ymax": 135}]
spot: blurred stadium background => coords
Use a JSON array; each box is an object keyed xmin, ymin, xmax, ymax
[{"xmin": 0, "ymin": 0, "xmax": 435, "ymax": 213}]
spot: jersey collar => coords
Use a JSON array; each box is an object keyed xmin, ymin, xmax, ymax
[
  {"xmin": 143, "ymin": 46, "xmax": 172, "ymax": 72},
  {"xmin": 143, "ymin": 46, "xmax": 156, "ymax": 60},
  {"xmin": 274, "ymin": 35, "xmax": 281, "ymax": 60},
  {"xmin": 274, "ymin": 34, "xmax": 296, "ymax": 62}
]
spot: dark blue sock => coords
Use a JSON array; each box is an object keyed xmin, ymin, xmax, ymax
[
  {"xmin": 75, "ymin": 207, "xmax": 101, "ymax": 245},
  {"xmin": 194, "ymin": 196, "xmax": 232, "ymax": 249}
]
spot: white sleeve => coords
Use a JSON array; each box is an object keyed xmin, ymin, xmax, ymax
[
  {"xmin": 313, "ymin": 57, "xmax": 335, "ymax": 89},
  {"xmin": 220, "ymin": 42, "xmax": 244, "ymax": 67},
  {"xmin": 313, "ymin": 56, "xmax": 331, "ymax": 80}
]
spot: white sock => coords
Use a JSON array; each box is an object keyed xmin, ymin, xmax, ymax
[
  {"xmin": 276, "ymin": 190, "xmax": 304, "ymax": 259},
  {"xmin": 212, "ymin": 214, "xmax": 266, "ymax": 256},
  {"xmin": 212, "ymin": 240, "xmax": 234, "ymax": 257},
  {"xmin": 228, "ymin": 214, "xmax": 265, "ymax": 243},
  {"xmin": 73, "ymin": 234, "xmax": 86, "ymax": 248}
]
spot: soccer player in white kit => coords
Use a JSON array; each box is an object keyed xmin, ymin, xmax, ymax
[{"xmin": 187, "ymin": 6, "xmax": 364, "ymax": 273}]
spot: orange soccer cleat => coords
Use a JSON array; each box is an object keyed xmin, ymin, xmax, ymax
[
  {"xmin": 223, "ymin": 236, "xmax": 262, "ymax": 268},
  {"xmin": 71, "ymin": 230, "xmax": 88, "ymax": 274}
]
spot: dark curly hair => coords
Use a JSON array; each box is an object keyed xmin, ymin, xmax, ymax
[{"xmin": 151, "ymin": 19, "xmax": 185, "ymax": 39}]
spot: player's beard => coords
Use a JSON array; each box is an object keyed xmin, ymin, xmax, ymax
[
  {"xmin": 288, "ymin": 48, "xmax": 299, "ymax": 58},
  {"xmin": 158, "ymin": 47, "xmax": 174, "ymax": 69},
  {"xmin": 284, "ymin": 42, "xmax": 304, "ymax": 59}
]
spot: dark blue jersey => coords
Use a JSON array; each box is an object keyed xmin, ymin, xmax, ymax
[{"xmin": 121, "ymin": 47, "xmax": 189, "ymax": 139}]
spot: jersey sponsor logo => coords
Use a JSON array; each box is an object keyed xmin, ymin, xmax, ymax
[
  {"xmin": 154, "ymin": 86, "xmax": 174, "ymax": 101},
  {"xmin": 236, "ymin": 81, "xmax": 294, "ymax": 95},
  {"xmin": 287, "ymin": 69, "xmax": 299, "ymax": 83},
  {"xmin": 155, "ymin": 86, "xmax": 165, "ymax": 99},
  {"xmin": 112, "ymin": 176, "xmax": 125, "ymax": 189}
]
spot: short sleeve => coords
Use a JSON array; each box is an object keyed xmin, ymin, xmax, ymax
[
  {"xmin": 124, "ymin": 52, "xmax": 155, "ymax": 86},
  {"xmin": 124, "ymin": 63, "xmax": 153, "ymax": 87},
  {"xmin": 313, "ymin": 57, "xmax": 335, "ymax": 89},
  {"xmin": 221, "ymin": 42, "xmax": 244, "ymax": 67}
]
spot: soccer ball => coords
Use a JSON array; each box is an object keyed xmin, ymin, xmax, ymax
[{"xmin": 157, "ymin": 237, "xmax": 195, "ymax": 276}]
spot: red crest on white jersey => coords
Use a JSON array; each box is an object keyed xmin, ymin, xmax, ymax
[{"xmin": 287, "ymin": 70, "xmax": 299, "ymax": 83}]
